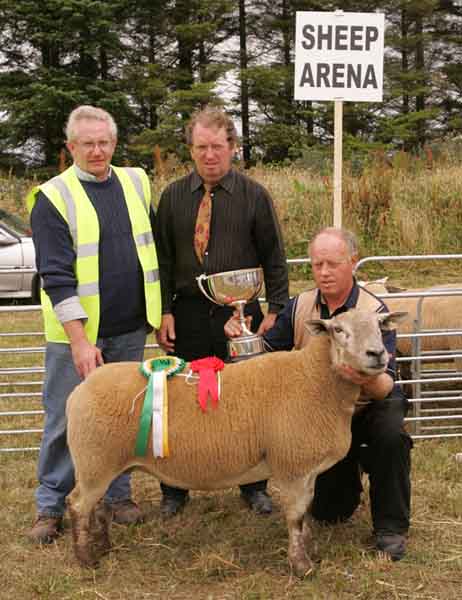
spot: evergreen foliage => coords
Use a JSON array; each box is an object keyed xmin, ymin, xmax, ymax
[{"xmin": 0, "ymin": 0, "xmax": 462, "ymax": 170}]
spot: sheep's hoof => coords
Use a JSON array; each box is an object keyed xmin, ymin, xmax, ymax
[
  {"xmin": 290, "ymin": 556, "xmax": 315, "ymax": 579},
  {"xmin": 75, "ymin": 546, "xmax": 101, "ymax": 569}
]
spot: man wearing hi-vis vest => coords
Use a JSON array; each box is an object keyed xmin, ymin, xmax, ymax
[{"xmin": 26, "ymin": 105, "xmax": 161, "ymax": 545}]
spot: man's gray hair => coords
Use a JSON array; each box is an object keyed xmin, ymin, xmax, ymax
[
  {"xmin": 65, "ymin": 105, "xmax": 118, "ymax": 141},
  {"xmin": 185, "ymin": 105, "xmax": 238, "ymax": 147},
  {"xmin": 309, "ymin": 227, "xmax": 359, "ymax": 258}
]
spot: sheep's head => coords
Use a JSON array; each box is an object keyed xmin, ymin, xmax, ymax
[{"xmin": 305, "ymin": 309, "xmax": 408, "ymax": 376}]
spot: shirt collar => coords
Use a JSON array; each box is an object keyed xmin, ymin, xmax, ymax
[
  {"xmin": 73, "ymin": 163, "xmax": 112, "ymax": 182},
  {"xmin": 190, "ymin": 168, "xmax": 235, "ymax": 194},
  {"xmin": 316, "ymin": 278, "xmax": 359, "ymax": 317}
]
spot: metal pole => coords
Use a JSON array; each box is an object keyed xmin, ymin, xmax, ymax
[{"xmin": 333, "ymin": 99, "xmax": 343, "ymax": 227}]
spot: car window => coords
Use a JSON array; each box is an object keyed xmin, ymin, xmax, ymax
[{"xmin": 0, "ymin": 209, "xmax": 31, "ymax": 236}]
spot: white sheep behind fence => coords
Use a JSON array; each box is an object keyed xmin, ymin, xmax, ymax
[{"xmin": 359, "ymin": 279, "xmax": 462, "ymax": 376}]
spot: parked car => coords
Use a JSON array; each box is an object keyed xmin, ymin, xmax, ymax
[{"xmin": 0, "ymin": 208, "xmax": 40, "ymax": 302}]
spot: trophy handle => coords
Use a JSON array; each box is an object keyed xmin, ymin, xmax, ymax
[{"xmin": 196, "ymin": 274, "xmax": 222, "ymax": 305}]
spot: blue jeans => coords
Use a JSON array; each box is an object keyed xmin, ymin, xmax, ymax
[{"xmin": 36, "ymin": 326, "xmax": 147, "ymax": 517}]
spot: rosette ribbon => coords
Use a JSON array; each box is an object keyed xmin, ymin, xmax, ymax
[
  {"xmin": 135, "ymin": 356, "xmax": 185, "ymax": 457},
  {"xmin": 190, "ymin": 356, "xmax": 225, "ymax": 412}
]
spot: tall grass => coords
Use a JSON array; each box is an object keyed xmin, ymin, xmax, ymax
[{"xmin": 2, "ymin": 145, "xmax": 462, "ymax": 263}]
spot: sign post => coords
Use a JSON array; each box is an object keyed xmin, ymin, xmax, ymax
[
  {"xmin": 294, "ymin": 10, "xmax": 384, "ymax": 227},
  {"xmin": 333, "ymin": 100, "xmax": 343, "ymax": 227}
]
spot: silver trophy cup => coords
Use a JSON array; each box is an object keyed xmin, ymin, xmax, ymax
[{"xmin": 196, "ymin": 267, "xmax": 265, "ymax": 361}]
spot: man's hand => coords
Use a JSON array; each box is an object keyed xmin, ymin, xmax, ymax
[
  {"xmin": 71, "ymin": 339, "xmax": 104, "ymax": 379},
  {"xmin": 335, "ymin": 364, "xmax": 376, "ymax": 386},
  {"xmin": 225, "ymin": 311, "xmax": 277, "ymax": 338},
  {"xmin": 63, "ymin": 320, "xmax": 103, "ymax": 379},
  {"xmin": 335, "ymin": 364, "xmax": 394, "ymax": 400},
  {"xmin": 157, "ymin": 313, "xmax": 176, "ymax": 352},
  {"xmin": 224, "ymin": 310, "xmax": 253, "ymax": 338},
  {"xmin": 256, "ymin": 312, "xmax": 277, "ymax": 336}
]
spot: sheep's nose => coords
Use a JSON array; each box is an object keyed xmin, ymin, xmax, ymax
[{"xmin": 366, "ymin": 348, "xmax": 386, "ymax": 362}]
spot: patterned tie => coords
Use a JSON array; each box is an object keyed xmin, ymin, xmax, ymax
[{"xmin": 194, "ymin": 188, "xmax": 212, "ymax": 262}]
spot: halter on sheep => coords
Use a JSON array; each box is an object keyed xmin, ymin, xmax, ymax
[{"xmin": 66, "ymin": 308, "xmax": 407, "ymax": 577}]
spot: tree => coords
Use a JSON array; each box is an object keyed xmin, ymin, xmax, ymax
[{"xmin": 0, "ymin": 0, "xmax": 134, "ymax": 168}]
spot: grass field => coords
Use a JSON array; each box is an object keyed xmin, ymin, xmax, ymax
[
  {"xmin": 1, "ymin": 152, "xmax": 462, "ymax": 598},
  {"xmin": 1, "ymin": 439, "xmax": 461, "ymax": 599}
]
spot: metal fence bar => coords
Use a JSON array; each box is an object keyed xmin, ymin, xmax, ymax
[
  {"xmin": 2, "ymin": 253, "xmax": 462, "ymax": 451},
  {"xmin": 0, "ymin": 410, "xmax": 44, "ymax": 416}
]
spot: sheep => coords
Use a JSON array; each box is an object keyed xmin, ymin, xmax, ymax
[
  {"xmin": 66, "ymin": 309, "xmax": 406, "ymax": 577},
  {"xmin": 359, "ymin": 279, "xmax": 462, "ymax": 376}
]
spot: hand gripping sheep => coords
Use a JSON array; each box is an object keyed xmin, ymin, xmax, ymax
[{"xmin": 66, "ymin": 309, "xmax": 407, "ymax": 576}]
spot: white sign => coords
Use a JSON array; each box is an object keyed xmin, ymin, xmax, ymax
[{"xmin": 294, "ymin": 11, "xmax": 384, "ymax": 102}]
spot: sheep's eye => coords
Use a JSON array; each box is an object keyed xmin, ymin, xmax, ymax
[{"xmin": 334, "ymin": 326, "xmax": 343, "ymax": 334}]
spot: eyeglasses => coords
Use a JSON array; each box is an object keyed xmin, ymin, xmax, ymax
[{"xmin": 76, "ymin": 140, "xmax": 113, "ymax": 152}]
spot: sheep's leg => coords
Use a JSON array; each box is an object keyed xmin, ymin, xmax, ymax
[
  {"xmin": 278, "ymin": 472, "xmax": 318, "ymax": 578},
  {"xmin": 449, "ymin": 337, "xmax": 462, "ymax": 374},
  {"xmin": 67, "ymin": 481, "xmax": 111, "ymax": 568},
  {"xmin": 92, "ymin": 500, "xmax": 112, "ymax": 556}
]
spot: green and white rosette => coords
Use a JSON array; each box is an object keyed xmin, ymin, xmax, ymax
[{"xmin": 135, "ymin": 356, "xmax": 185, "ymax": 457}]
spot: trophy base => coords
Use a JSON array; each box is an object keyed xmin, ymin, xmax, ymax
[{"xmin": 228, "ymin": 334, "xmax": 265, "ymax": 362}]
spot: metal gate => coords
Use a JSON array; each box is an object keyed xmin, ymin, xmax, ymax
[
  {"xmin": 2, "ymin": 254, "xmax": 462, "ymax": 452},
  {"xmin": 355, "ymin": 254, "xmax": 462, "ymax": 440}
]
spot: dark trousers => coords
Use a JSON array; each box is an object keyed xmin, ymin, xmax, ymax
[
  {"xmin": 161, "ymin": 294, "xmax": 267, "ymax": 501},
  {"xmin": 310, "ymin": 388, "xmax": 412, "ymax": 534}
]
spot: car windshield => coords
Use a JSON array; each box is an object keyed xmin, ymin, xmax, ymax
[{"xmin": 0, "ymin": 209, "xmax": 31, "ymax": 236}]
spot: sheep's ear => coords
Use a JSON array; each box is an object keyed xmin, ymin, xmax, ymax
[
  {"xmin": 378, "ymin": 311, "xmax": 408, "ymax": 330},
  {"xmin": 357, "ymin": 276, "xmax": 388, "ymax": 288},
  {"xmin": 386, "ymin": 284, "xmax": 406, "ymax": 293},
  {"xmin": 305, "ymin": 318, "xmax": 330, "ymax": 336}
]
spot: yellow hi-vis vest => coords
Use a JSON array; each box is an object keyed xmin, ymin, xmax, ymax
[{"xmin": 26, "ymin": 165, "xmax": 161, "ymax": 344}]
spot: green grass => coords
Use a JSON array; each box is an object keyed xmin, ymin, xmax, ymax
[{"xmin": 0, "ymin": 440, "xmax": 461, "ymax": 599}]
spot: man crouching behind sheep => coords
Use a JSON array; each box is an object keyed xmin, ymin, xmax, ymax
[{"xmin": 226, "ymin": 227, "xmax": 412, "ymax": 561}]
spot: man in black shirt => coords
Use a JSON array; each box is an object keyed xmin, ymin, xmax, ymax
[{"xmin": 155, "ymin": 106, "xmax": 289, "ymax": 517}]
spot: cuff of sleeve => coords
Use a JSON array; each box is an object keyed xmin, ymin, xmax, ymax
[
  {"xmin": 54, "ymin": 296, "xmax": 88, "ymax": 324},
  {"xmin": 268, "ymin": 303, "xmax": 284, "ymax": 313},
  {"xmin": 263, "ymin": 338, "xmax": 274, "ymax": 352}
]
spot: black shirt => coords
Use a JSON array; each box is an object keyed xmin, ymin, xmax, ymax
[{"xmin": 155, "ymin": 168, "xmax": 289, "ymax": 313}]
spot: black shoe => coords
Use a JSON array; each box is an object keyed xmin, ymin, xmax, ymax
[
  {"xmin": 160, "ymin": 494, "xmax": 189, "ymax": 518},
  {"xmin": 241, "ymin": 490, "xmax": 273, "ymax": 515},
  {"xmin": 110, "ymin": 499, "xmax": 145, "ymax": 525},
  {"xmin": 374, "ymin": 531, "xmax": 407, "ymax": 561}
]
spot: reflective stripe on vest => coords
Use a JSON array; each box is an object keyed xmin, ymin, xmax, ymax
[{"xmin": 27, "ymin": 165, "xmax": 161, "ymax": 343}]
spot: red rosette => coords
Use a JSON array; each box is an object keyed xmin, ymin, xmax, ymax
[{"xmin": 190, "ymin": 356, "xmax": 225, "ymax": 412}]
